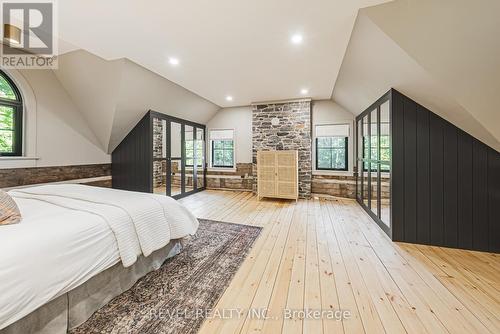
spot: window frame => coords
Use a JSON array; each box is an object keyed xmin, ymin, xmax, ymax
[
  {"xmin": 315, "ymin": 136, "xmax": 349, "ymax": 171},
  {"xmin": 211, "ymin": 139, "xmax": 234, "ymax": 168},
  {"xmin": 0, "ymin": 70, "xmax": 23, "ymax": 157}
]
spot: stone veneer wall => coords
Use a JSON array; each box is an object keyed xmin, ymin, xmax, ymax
[
  {"xmin": 252, "ymin": 100, "xmax": 312, "ymax": 198},
  {"xmin": 312, "ymin": 174, "xmax": 390, "ymax": 200},
  {"xmin": 0, "ymin": 164, "xmax": 111, "ymax": 189},
  {"xmin": 206, "ymin": 163, "xmax": 253, "ymax": 191}
]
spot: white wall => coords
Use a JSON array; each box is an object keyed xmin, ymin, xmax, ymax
[
  {"xmin": 205, "ymin": 101, "xmax": 356, "ymax": 173},
  {"xmin": 311, "ymin": 100, "xmax": 355, "ymax": 174},
  {"xmin": 206, "ymin": 106, "xmax": 253, "ymax": 165},
  {"xmin": 0, "ymin": 68, "xmax": 110, "ymax": 168}
]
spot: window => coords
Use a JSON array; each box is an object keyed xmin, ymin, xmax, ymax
[
  {"xmin": 0, "ymin": 71, "xmax": 22, "ymax": 156},
  {"xmin": 209, "ymin": 129, "xmax": 234, "ymax": 168},
  {"xmin": 315, "ymin": 124, "xmax": 349, "ymax": 171}
]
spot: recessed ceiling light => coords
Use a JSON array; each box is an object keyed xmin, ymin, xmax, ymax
[
  {"xmin": 300, "ymin": 88, "xmax": 309, "ymax": 95},
  {"xmin": 225, "ymin": 95, "xmax": 233, "ymax": 101},
  {"xmin": 291, "ymin": 34, "xmax": 303, "ymax": 45},
  {"xmin": 168, "ymin": 57, "xmax": 179, "ymax": 66}
]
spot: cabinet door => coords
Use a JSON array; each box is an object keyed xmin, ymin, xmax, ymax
[
  {"xmin": 276, "ymin": 151, "xmax": 297, "ymax": 198},
  {"xmin": 258, "ymin": 151, "xmax": 276, "ymax": 197}
]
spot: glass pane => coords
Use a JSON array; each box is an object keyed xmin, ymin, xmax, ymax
[
  {"xmin": 356, "ymin": 159, "xmax": 362, "ymax": 200},
  {"xmin": 184, "ymin": 125, "xmax": 194, "ymax": 193},
  {"xmin": 0, "ymin": 130, "xmax": 13, "ymax": 153},
  {"xmin": 357, "ymin": 120, "xmax": 362, "ymax": 200},
  {"xmin": 317, "ymin": 148, "xmax": 331, "ymax": 169},
  {"xmin": 223, "ymin": 140, "xmax": 233, "ymax": 149},
  {"xmin": 213, "ymin": 149, "xmax": 224, "ymax": 166},
  {"xmin": 223, "ymin": 149, "xmax": 233, "ymax": 166},
  {"xmin": 214, "ymin": 140, "xmax": 223, "ymax": 149},
  {"xmin": 170, "ymin": 160, "xmax": 181, "ymax": 196},
  {"xmin": 371, "ymin": 164, "xmax": 379, "ymax": 216},
  {"xmin": 0, "ymin": 106, "xmax": 14, "ymax": 130},
  {"xmin": 0, "ymin": 75, "xmax": 17, "ymax": 100},
  {"xmin": 153, "ymin": 160, "xmax": 166, "ymax": 195},
  {"xmin": 332, "ymin": 148, "xmax": 346, "ymax": 170},
  {"xmin": 317, "ymin": 137, "xmax": 331, "ymax": 148},
  {"xmin": 370, "ymin": 109, "xmax": 378, "ymax": 161},
  {"xmin": 196, "ymin": 128, "xmax": 205, "ymax": 189},
  {"xmin": 169, "ymin": 121, "xmax": 182, "ymax": 197},
  {"xmin": 152, "ymin": 118, "xmax": 167, "ymax": 159},
  {"xmin": 363, "ymin": 167, "xmax": 369, "ymax": 207},
  {"xmin": 363, "ymin": 116, "xmax": 369, "ymax": 160},
  {"xmin": 381, "ymin": 163, "xmax": 391, "ymax": 227},
  {"xmin": 357, "ymin": 120, "xmax": 362, "ymax": 160},
  {"xmin": 171, "ymin": 122, "xmax": 181, "ymax": 158},
  {"xmin": 380, "ymin": 101, "xmax": 390, "ymax": 162}
]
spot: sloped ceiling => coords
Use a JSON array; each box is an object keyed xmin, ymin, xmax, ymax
[
  {"xmin": 56, "ymin": 0, "xmax": 390, "ymax": 107},
  {"xmin": 54, "ymin": 50, "xmax": 219, "ymax": 153},
  {"xmin": 333, "ymin": 0, "xmax": 500, "ymax": 152}
]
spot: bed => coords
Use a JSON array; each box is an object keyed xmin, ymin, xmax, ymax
[{"xmin": 0, "ymin": 184, "xmax": 199, "ymax": 334}]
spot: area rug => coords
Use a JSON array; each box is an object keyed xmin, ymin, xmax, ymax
[{"xmin": 71, "ymin": 219, "xmax": 262, "ymax": 334}]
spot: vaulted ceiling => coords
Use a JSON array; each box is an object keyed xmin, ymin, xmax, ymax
[
  {"xmin": 333, "ymin": 0, "xmax": 500, "ymax": 151},
  {"xmin": 56, "ymin": 0, "xmax": 389, "ymax": 107}
]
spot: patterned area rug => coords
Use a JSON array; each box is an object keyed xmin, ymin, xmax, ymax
[{"xmin": 71, "ymin": 219, "xmax": 262, "ymax": 334}]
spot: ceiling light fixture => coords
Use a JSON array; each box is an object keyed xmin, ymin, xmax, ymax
[
  {"xmin": 225, "ymin": 95, "xmax": 233, "ymax": 101},
  {"xmin": 291, "ymin": 34, "xmax": 303, "ymax": 45},
  {"xmin": 300, "ymin": 88, "xmax": 309, "ymax": 95},
  {"xmin": 168, "ymin": 57, "xmax": 179, "ymax": 66},
  {"xmin": 3, "ymin": 24, "xmax": 21, "ymax": 45}
]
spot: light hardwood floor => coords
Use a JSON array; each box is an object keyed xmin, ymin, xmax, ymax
[{"xmin": 179, "ymin": 190, "xmax": 500, "ymax": 334}]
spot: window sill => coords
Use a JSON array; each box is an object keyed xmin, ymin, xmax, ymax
[
  {"xmin": 0, "ymin": 156, "xmax": 39, "ymax": 161},
  {"xmin": 313, "ymin": 170, "xmax": 354, "ymax": 177},
  {"xmin": 208, "ymin": 167, "xmax": 237, "ymax": 172}
]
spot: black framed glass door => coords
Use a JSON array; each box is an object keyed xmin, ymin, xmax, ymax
[
  {"xmin": 356, "ymin": 91, "xmax": 392, "ymax": 236},
  {"xmin": 151, "ymin": 112, "xmax": 206, "ymax": 199}
]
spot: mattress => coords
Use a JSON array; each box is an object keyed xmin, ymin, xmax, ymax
[{"xmin": 0, "ymin": 197, "xmax": 122, "ymax": 329}]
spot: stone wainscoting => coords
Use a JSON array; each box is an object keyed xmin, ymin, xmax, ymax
[
  {"xmin": 312, "ymin": 174, "xmax": 357, "ymax": 198},
  {"xmin": 312, "ymin": 174, "xmax": 390, "ymax": 200},
  {"xmin": 0, "ymin": 163, "xmax": 112, "ymax": 189},
  {"xmin": 206, "ymin": 163, "xmax": 253, "ymax": 191},
  {"xmin": 252, "ymin": 100, "xmax": 312, "ymax": 198}
]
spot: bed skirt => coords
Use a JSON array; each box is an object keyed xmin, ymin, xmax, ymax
[{"xmin": 1, "ymin": 240, "xmax": 182, "ymax": 334}]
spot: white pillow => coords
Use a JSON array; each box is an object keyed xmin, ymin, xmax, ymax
[{"xmin": 0, "ymin": 190, "xmax": 22, "ymax": 225}]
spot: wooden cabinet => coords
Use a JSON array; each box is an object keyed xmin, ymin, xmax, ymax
[{"xmin": 257, "ymin": 150, "xmax": 298, "ymax": 200}]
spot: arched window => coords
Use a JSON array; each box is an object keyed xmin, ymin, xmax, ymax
[{"xmin": 0, "ymin": 70, "xmax": 23, "ymax": 156}]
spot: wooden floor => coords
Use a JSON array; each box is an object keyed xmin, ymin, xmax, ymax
[{"xmin": 179, "ymin": 190, "xmax": 500, "ymax": 334}]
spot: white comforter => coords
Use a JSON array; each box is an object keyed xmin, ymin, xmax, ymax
[
  {"xmin": 0, "ymin": 184, "xmax": 198, "ymax": 330},
  {"xmin": 9, "ymin": 184, "xmax": 199, "ymax": 267}
]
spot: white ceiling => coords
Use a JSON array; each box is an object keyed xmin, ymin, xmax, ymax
[
  {"xmin": 333, "ymin": 3, "xmax": 500, "ymax": 152},
  {"xmin": 57, "ymin": 0, "xmax": 389, "ymax": 107}
]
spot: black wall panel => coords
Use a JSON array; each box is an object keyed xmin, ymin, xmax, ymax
[
  {"xmin": 391, "ymin": 90, "xmax": 499, "ymax": 253},
  {"xmin": 391, "ymin": 92, "xmax": 405, "ymax": 241},
  {"xmin": 472, "ymin": 140, "xmax": 489, "ymax": 251},
  {"xmin": 443, "ymin": 124, "xmax": 458, "ymax": 248},
  {"xmin": 416, "ymin": 106, "xmax": 430, "ymax": 244},
  {"xmin": 457, "ymin": 131, "xmax": 473, "ymax": 249},
  {"xmin": 488, "ymin": 148, "xmax": 500, "ymax": 253},
  {"xmin": 403, "ymin": 99, "xmax": 417, "ymax": 243},
  {"xmin": 429, "ymin": 113, "xmax": 444, "ymax": 246},
  {"xmin": 112, "ymin": 113, "xmax": 151, "ymax": 193}
]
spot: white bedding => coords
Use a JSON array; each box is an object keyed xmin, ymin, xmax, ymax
[{"xmin": 0, "ymin": 184, "xmax": 199, "ymax": 330}]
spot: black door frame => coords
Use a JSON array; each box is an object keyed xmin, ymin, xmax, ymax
[
  {"xmin": 355, "ymin": 90, "xmax": 393, "ymax": 238},
  {"xmin": 149, "ymin": 110, "xmax": 207, "ymax": 200}
]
